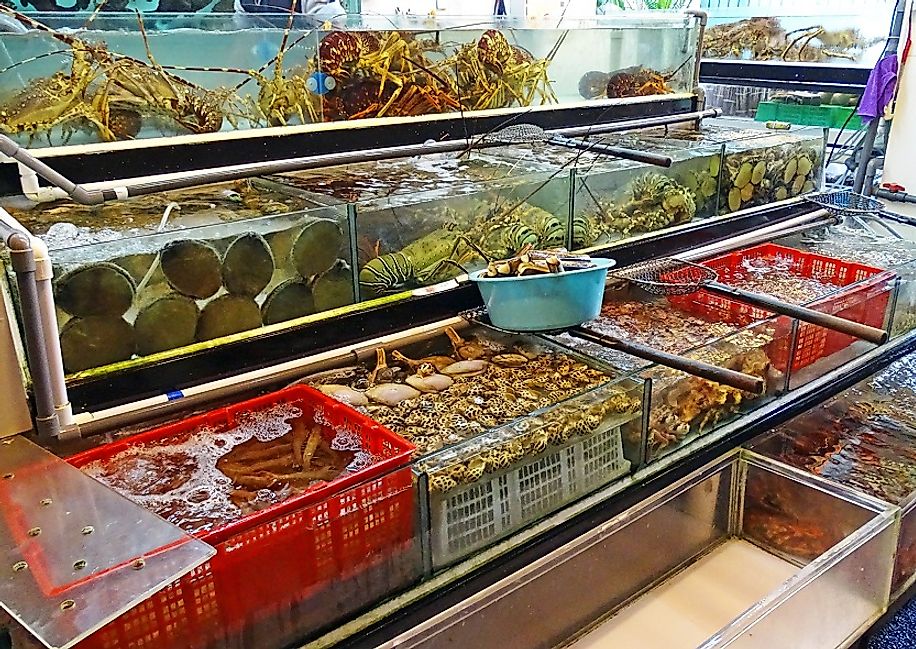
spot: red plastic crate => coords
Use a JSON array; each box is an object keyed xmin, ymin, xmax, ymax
[
  {"xmin": 67, "ymin": 385, "xmax": 416, "ymax": 649},
  {"xmin": 668, "ymin": 244, "xmax": 897, "ymax": 371}
]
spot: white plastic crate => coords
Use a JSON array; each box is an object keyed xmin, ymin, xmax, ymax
[{"xmin": 430, "ymin": 421, "xmax": 633, "ymax": 569}]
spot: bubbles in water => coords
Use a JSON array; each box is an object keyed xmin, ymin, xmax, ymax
[{"xmin": 82, "ymin": 401, "xmax": 306, "ymax": 534}]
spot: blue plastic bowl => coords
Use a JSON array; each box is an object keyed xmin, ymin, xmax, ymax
[{"xmin": 469, "ymin": 257, "xmax": 615, "ymax": 332}]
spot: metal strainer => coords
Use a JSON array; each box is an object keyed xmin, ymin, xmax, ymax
[
  {"xmin": 613, "ymin": 257, "xmax": 888, "ymax": 345},
  {"xmin": 486, "ymin": 123, "xmax": 673, "ymax": 167},
  {"xmin": 807, "ymin": 190, "xmax": 916, "ymax": 226}
]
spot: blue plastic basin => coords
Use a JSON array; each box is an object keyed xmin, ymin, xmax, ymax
[{"xmin": 469, "ymin": 257, "xmax": 615, "ymax": 332}]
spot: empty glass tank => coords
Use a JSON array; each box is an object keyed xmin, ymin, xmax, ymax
[
  {"xmin": 0, "ymin": 12, "xmax": 701, "ymax": 147},
  {"xmin": 719, "ymin": 127, "xmax": 826, "ymax": 215},
  {"xmin": 378, "ymin": 450, "xmax": 897, "ymax": 649}
]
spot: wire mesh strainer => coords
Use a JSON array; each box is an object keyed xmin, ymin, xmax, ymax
[
  {"xmin": 807, "ymin": 190, "xmax": 916, "ymax": 228},
  {"xmin": 612, "ymin": 257, "xmax": 718, "ymax": 296},
  {"xmin": 612, "ymin": 256, "xmax": 888, "ymax": 345},
  {"xmin": 807, "ymin": 191, "xmax": 885, "ymax": 218}
]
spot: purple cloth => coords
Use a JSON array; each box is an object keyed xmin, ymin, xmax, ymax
[{"xmin": 859, "ymin": 54, "xmax": 899, "ymax": 124}]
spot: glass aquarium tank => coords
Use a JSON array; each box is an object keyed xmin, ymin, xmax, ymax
[
  {"xmin": 260, "ymin": 153, "xmax": 573, "ymax": 298},
  {"xmin": 2, "ymin": 186, "xmax": 354, "ymax": 376},
  {"xmin": 0, "ymin": 11, "xmax": 702, "ymax": 147},
  {"xmin": 718, "ymin": 127, "xmax": 825, "ymax": 215},
  {"xmin": 701, "ymin": 0, "xmax": 894, "ymax": 66},
  {"xmin": 565, "ymin": 134, "xmax": 723, "ymax": 248},
  {"xmin": 749, "ymin": 354, "xmax": 916, "ymax": 596}
]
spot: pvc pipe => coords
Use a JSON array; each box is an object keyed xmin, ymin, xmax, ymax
[
  {"xmin": 0, "ymin": 208, "xmax": 72, "ymax": 429},
  {"xmin": 0, "ymin": 223, "xmax": 59, "ymax": 438},
  {"xmin": 3, "ymin": 108, "xmax": 722, "ymax": 205}
]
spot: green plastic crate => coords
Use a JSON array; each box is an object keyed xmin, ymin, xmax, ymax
[{"xmin": 755, "ymin": 102, "xmax": 864, "ymax": 130}]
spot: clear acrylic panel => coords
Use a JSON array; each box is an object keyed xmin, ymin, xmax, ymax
[
  {"xmin": 0, "ymin": 436, "xmax": 213, "ymax": 649},
  {"xmin": 378, "ymin": 450, "xmax": 895, "ymax": 649},
  {"xmin": 0, "ymin": 12, "xmax": 701, "ymax": 147},
  {"xmin": 18, "ymin": 203, "xmax": 354, "ymax": 378},
  {"xmin": 719, "ymin": 128, "xmax": 826, "ymax": 215}
]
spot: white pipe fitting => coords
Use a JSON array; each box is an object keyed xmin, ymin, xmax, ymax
[{"xmin": 0, "ymin": 208, "xmax": 73, "ymax": 427}]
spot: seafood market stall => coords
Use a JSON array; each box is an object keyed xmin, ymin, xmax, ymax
[{"xmin": 0, "ymin": 7, "xmax": 916, "ymax": 649}]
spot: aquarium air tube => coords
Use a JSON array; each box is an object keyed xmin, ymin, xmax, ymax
[{"xmin": 0, "ymin": 221, "xmax": 59, "ymax": 438}]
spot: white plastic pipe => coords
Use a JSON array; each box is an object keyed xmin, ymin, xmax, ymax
[{"xmin": 0, "ymin": 208, "xmax": 73, "ymax": 427}]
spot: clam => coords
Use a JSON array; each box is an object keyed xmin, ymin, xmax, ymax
[
  {"xmin": 783, "ymin": 158, "xmax": 798, "ymax": 184},
  {"xmin": 740, "ymin": 182, "xmax": 754, "ymax": 202},
  {"xmin": 774, "ymin": 186, "xmax": 789, "ymax": 201},
  {"xmin": 318, "ymin": 384, "xmax": 369, "ymax": 407},
  {"xmin": 728, "ymin": 187, "xmax": 742, "ymax": 212},
  {"xmin": 797, "ymin": 155, "xmax": 813, "ymax": 177},
  {"xmin": 366, "ymin": 383, "xmax": 421, "ymax": 406},
  {"xmin": 442, "ymin": 360, "xmax": 489, "ymax": 377},
  {"xmin": 734, "ymin": 162, "xmax": 753, "ymax": 189},
  {"xmin": 406, "ymin": 373, "xmax": 454, "ymax": 392},
  {"xmin": 492, "ymin": 353, "xmax": 528, "ymax": 368},
  {"xmin": 751, "ymin": 160, "xmax": 766, "ymax": 185}
]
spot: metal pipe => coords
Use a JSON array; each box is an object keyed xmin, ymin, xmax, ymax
[
  {"xmin": 0, "ymin": 223, "xmax": 59, "ymax": 438},
  {"xmin": 1, "ymin": 108, "xmax": 722, "ymax": 205},
  {"xmin": 875, "ymin": 187, "xmax": 916, "ymax": 204}
]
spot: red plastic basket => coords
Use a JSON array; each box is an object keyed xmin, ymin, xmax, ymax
[
  {"xmin": 668, "ymin": 244, "xmax": 897, "ymax": 371},
  {"xmin": 67, "ymin": 385, "xmax": 416, "ymax": 649}
]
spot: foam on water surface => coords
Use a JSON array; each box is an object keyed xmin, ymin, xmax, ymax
[{"xmin": 81, "ymin": 401, "xmax": 377, "ymax": 535}]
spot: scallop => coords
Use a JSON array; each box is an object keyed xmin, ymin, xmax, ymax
[
  {"xmin": 318, "ymin": 384, "xmax": 369, "ymax": 407},
  {"xmin": 797, "ymin": 155, "xmax": 813, "ymax": 177},
  {"xmin": 751, "ymin": 160, "xmax": 766, "ymax": 185},
  {"xmin": 442, "ymin": 360, "xmax": 489, "ymax": 377},
  {"xmin": 728, "ymin": 187, "xmax": 742, "ymax": 212},
  {"xmin": 406, "ymin": 373, "xmax": 454, "ymax": 392},
  {"xmin": 365, "ymin": 383, "xmax": 421, "ymax": 406},
  {"xmin": 783, "ymin": 158, "xmax": 798, "ymax": 184},
  {"xmin": 740, "ymin": 183, "xmax": 755, "ymax": 202},
  {"xmin": 734, "ymin": 162, "xmax": 753, "ymax": 189},
  {"xmin": 709, "ymin": 156, "xmax": 721, "ymax": 177},
  {"xmin": 791, "ymin": 175, "xmax": 806, "ymax": 196},
  {"xmin": 774, "ymin": 186, "xmax": 789, "ymax": 201},
  {"xmin": 802, "ymin": 180, "xmax": 815, "ymax": 194},
  {"xmin": 492, "ymin": 353, "xmax": 528, "ymax": 367}
]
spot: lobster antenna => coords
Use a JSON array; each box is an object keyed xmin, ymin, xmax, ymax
[
  {"xmin": 232, "ymin": 31, "xmax": 313, "ymax": 91},
  {"xmin": 0, "ymin": 49, "xmax": 71, "ymax": 75}
]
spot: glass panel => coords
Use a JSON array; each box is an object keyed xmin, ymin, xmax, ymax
[
  {"xmin": 0, "ymin": 436, "xmax": 214, "ymax": 649},
  {"xmin": 749, "ymin": 354, "xmax": 916, "ymax": 595},
  {"xmin": 0, "ymin": 13, "xmax": 701, "ymax": 147},
  {"xmin": 13, "ymin": 202, "xmax": 354, "ymax": 378},
  {"xmin": 378, "ymin": 452, "xmax": 895, "ymax": 649},
  {"xmin": 703, "ymin": 4, "xmax": 894, "ymax": 66},
  {"xmin": 719, "ymin": 128, "xmax": 826, "ymax": 215},
  {"xmin": 544, "ymin": 290, "xmax": 793, "ymax": 462},
  {"xmin": 266, "ymin": 157, "xmax": 572, "ymax": 297}
]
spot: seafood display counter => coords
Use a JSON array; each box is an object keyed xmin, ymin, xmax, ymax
[{"xmin": 0, "ymin": 123, "xmax": 827, "ymax": 381}]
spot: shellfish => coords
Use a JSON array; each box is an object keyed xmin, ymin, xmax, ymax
[
  {"xmin": 442, "ymin": 360, "xmax": 488, "ymax": 377},
  {"xmin": 318, "ymin": 384, "xmax": 369, "ymax": 407},
  {"xmin": 365, "ymin": 383, "xmax": 421, "ymax": 406},
  {"xmin": 406, "ymin": 373, "xmax": 454, "ymax": 392}
]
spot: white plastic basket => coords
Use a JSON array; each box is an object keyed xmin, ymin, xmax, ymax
[{"xmin": 430, "ymin": 420, "xmax": 633, "ymax": 569}]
